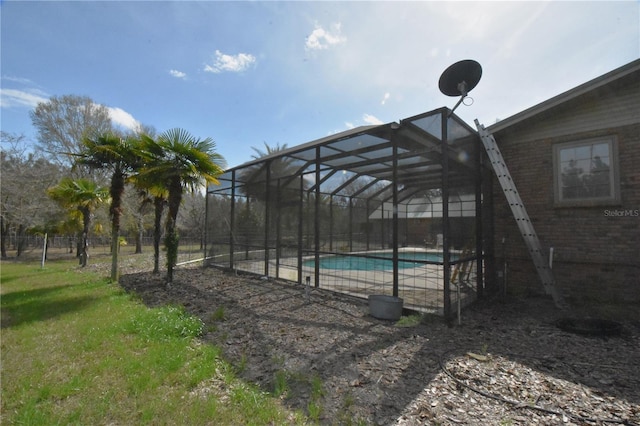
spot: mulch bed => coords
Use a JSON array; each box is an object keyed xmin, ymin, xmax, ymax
[{"xmin": 118, "ymin": 265, "xmax": 640, "ymax": 425}]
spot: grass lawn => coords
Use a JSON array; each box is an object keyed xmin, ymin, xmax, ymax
[{"xmin": 0, "ymin": 259, "xmax": 306, "ymax": 425}]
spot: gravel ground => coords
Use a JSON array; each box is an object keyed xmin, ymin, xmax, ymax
[{"xmin": 115, "ymin": 261, "xmax": 640, "ymax": 426}]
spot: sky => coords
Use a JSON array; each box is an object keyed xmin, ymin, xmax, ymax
[{"xmin": 1, "ymin": 1, "xmax": 638, "ymax": 168}]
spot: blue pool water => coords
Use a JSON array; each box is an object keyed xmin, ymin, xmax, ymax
[{"xmin": 304, "ymin": 251, "xmax": 456, "ymax": 271}]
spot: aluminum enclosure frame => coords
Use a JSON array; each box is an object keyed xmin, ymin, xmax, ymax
[{"xmin": 205, "ymin": 107, "xmax": 491, "ymax": 318}]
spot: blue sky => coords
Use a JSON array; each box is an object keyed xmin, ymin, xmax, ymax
[{"xmin": 1, "ymin": 1, "xmax": 638, "ymax": 168}]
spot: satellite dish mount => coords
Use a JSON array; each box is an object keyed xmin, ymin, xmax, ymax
[{"xmin": 438, "ymin": 59, "xmax": 482, "ymax": 116}]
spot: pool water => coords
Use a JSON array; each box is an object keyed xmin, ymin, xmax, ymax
[{"xmin": 304, "ymin": 251, "xmax": 457, "ymax": 271}]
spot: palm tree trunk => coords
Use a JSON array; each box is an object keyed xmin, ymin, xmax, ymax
[
  {"xmin": 135, "ymin": 214, "xmax": 143, "ymax": 254},
  {"xmin": 109, "ymin": 171, "xmax": 125, "ymax": 282},
  {"xmin": 76, "ymin": 232, "xmax": 82, "ymax": 258},
  {"xmin": 165, "ymin": 180, "xmax": 182, "ymax": 284},
  {"xmin": 111, "ymin": 227, "xmax": 119, "ymax": 282},
  {"xmin": 153, "ymin": 196, "xmax": 164, "ymax": 274},
  {"xmin": 80, "ymin": 207, "xmax": 90, "ymax": 267},
  {"xmin": 165, "ymin": 217, "xmax": 177, "ymax": 284}
]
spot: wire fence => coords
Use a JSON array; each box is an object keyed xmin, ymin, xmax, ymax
[{"xmin": 1, "ymin": 234, "xmax": 206, "ymax": 266}]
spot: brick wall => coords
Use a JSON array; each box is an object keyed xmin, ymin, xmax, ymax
[{"xmin": 490, "ymin": 122, "xmax": 639, "ymax": 303}]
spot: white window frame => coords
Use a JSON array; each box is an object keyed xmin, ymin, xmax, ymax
[{"xmin": 553, "ymin": 136, "xmax": 620, "ymax": 207}]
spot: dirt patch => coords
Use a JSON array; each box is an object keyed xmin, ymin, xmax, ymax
[{"xmin": 119, "ymin": 266, "xmax": 640, "ymax": 425}]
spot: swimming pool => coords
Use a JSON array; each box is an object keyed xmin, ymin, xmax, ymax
[{"xmin": 304, "ymin": 251, "xmax": 458, "ymax": 271}]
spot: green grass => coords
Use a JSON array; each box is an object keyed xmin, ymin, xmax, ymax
[
  {"xmin": 1, "ymin": 259, "xmax": 305, "ymax": 425},
  {"xmin": 395, "ymin": 314, "xmax": 423, "ymax": 327}
]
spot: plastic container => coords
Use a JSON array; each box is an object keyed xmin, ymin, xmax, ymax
[{"xmin": 368, "ymin": 295, "xmax": 403, "ymax": 321}]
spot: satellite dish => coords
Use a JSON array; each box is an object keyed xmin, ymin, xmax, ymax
[{"xmin": 438, "ymin": 59, "xmax": 482, "ymax": 97}]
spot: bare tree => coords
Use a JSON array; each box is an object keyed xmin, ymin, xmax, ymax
[
  {"xmin": 30, "ymin": 95, "xmax": 113, "ymax": 177},
  {"xmin": 1, "ymin": 132, "xmax": 63, "ymax": 258},
  {"xmin": 178, "ymin": 192, "xmax": 207, "ymax": 249},
  {"xmin": 120, "ymin": 184, "xmax": 151, "ymax": 255}
]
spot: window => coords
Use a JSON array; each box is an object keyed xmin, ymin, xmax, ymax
[{"xmin": 553, "ymin": 137, "xmax": 619, "ymax": 206}]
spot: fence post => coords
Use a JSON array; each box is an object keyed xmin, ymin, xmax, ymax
[{"xmin": 41, "ymin": 233, "xmax": 48, "ymax": 268}]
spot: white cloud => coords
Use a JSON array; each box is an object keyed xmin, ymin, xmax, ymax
[
  {"xmin": 381, "ymin": 92, "xmax": 390, "ymax": 105},
  {"xmin": 169, "ymin": 69, "xmax": 187, "ymax": 79},
  {"xmin": 305, "ymin": 23, "xmax": 347, "ymax": 51},
  {"xmin": 344, "ymin": 121, "xmax": 355, "ymax": 129},
  {"xmin": 0, "ymin": 88, "xmax": 49, "ymax": 108},
  {"xmin": 1, "ymin": 75, "xmax": 36, "ymax": 85},
  {"xmin": 204, "ymin": 50, "xmax": 256, "ymax": 73},
  {"xmin": 362, "ymin": 114, "xmax": 383, "ymax": 125},
  {"xmin": 107, "ymin": 106, "xmax": 141, "ymax": 132}
]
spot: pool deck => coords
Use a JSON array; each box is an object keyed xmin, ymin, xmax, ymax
[{"xmin": 220, "ymin": 248, "xmax": 478, "ymax": 314}]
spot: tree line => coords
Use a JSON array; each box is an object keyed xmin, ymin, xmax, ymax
[{"xmin": 1, "ymin": 95, "xmax": 225, "ymax": 285}]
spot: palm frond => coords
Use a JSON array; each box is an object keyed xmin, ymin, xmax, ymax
[{"xmin": 48, "ymin": 177, "xmax": 110, "ymax": 209}]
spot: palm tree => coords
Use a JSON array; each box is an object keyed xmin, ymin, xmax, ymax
[
  {"xmin": 76, "ymin": 133, "xmax": 143, "ymax": 282},
  {"xmin": 136, "ymin": 129, "xmax": 225, "ymax": 284},
  {"xmin": 47, "ymin": 178, "xmax": 109, "ymax": 266}
]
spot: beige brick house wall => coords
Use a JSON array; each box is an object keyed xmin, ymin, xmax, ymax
[{"xmin": 486, "ymin": 68, "xmax": 640, "ymax": 303}]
